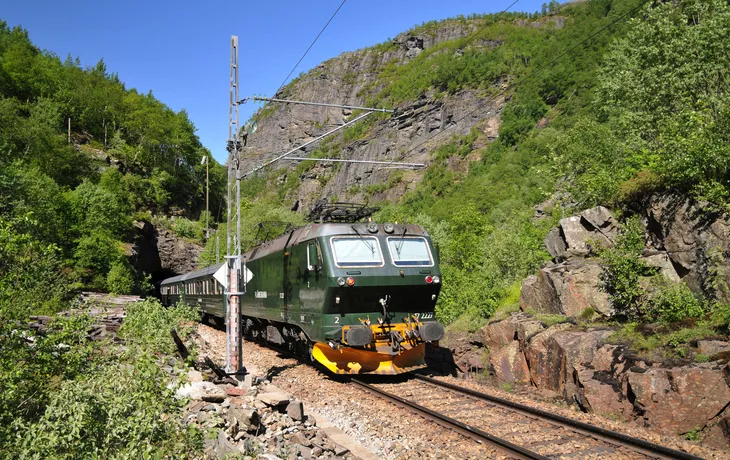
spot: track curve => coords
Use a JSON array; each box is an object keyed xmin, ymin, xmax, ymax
[{"xmin": 352, "ymin": 375, "xmax": 705, "ymax": 460}]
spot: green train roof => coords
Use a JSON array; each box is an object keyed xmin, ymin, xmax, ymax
[{"xmin": 160, "ymin": 222, "xmax": 429, "ymax": 285}]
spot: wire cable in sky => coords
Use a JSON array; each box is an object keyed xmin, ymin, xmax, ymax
[{"xmin": 274, "ymin": 0, "xmax": 348, "ymax": 97}]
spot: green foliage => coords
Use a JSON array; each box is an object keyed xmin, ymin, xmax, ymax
[
  {"xmin": 119, "ymin": 299, "xmax": 200, "ymax": 356},
  {"xmin": 587, "ymin": 0, "xmax": 730, "ymax": 208},
  {"xmin": 551, "ymin": 118, "xmax": 631, "ymax": 206},
  {"xmin": 18, "ymin": 351, "xmax": 203, "ymax": 459},
  {"xmin": 646, "ymin": 282, "xmax": 706, "ymax": 324},
  {"xmin": 107, "ymin": 261, "xmax": 136, "ymax": 295},
  {"xmin": 709, "ymin": 303, "xmax": 730, "ymax": 333},
  {"xmin": 173, "ymin": 218, "xmax": 204, "ymax": 241},
  {"xmin": 0, "ymin": 215, "xmax": 69, "ymax": 319},
  {"xmin": 694, "ymin": 354, "xmax": 709, "ymax": 364},
  {"xmin": 599, "ymin": 216, "xmax": 650, "ymax": 319},
  {"xmin": 0, "ymin": 315, "xmax": 94, "ymax": 449},
  {"xmin": 608, "ymin": 323, "xmax": 716, "ymax": 357},
  {"xmin": 199, "ymin": 197, "xmax": 306, "ymax": 268},
  {"xmin": 535, "ymin": 313, "xmax": 568, "ymax": 327}
]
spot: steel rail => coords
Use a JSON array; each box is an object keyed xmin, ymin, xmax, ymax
[
  {"xmin": 351, "ymin": 379, "xmax": 549, "ymax": 460},
  {"xmin": 413, "ymin": 375, "xmax": 703, "ymax": 460}
]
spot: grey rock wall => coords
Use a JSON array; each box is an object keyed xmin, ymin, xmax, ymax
[{"xmin": 240, "ymin": 21, "xmax": 504, "ymax": 209}]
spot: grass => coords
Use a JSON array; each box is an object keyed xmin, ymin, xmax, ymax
[
  {"xmin": 607, "ymin": 322, "xmax": 718, "ymax": 359},
  {"xmin": 491, "ymin": 281, "xmax": 522, "ymax": 321},
  {"xmin": 446, "ymin": 308, "xmax": 491, "ymax": 334},
  {"xmin": 535, "ymin": 313, "xmax": 569, "ymax": 327}
]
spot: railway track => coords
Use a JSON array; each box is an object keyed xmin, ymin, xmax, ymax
[{"xmin": 352, "ymin": 375, "xmax": 704, "ymax": 460}]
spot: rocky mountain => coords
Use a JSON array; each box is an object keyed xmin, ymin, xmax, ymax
[{"xmin": 242, "ymin": 17, "xmax": 522, "ymax": 208}]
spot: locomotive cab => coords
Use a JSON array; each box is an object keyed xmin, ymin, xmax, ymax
[{"xmin": 308, "ymin": 223, "xmax": 445, "ymax": 374}]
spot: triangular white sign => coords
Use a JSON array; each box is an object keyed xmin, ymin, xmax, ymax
[
  {"xmin": 242, "ymin": 266, "xmax": 254, "ymax": 285},
  {"xmin": 213, "ymin": 263, "xmax": 228, "ymax": 287}
]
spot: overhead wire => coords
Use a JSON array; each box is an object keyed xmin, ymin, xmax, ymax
[
  {"xmin": 266, "ymin": 0, "xmax": 348, "ymax": 109},
  {"xmin": 378, "ymin": 0, "xmax": 648, "ymax": 169},
  {"xmin": 244, "ymin": 0, "xmax": 348, "ymax": 172}
]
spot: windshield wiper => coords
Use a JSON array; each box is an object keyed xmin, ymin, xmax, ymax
[
  {"xmin": 396, "ymin": 225, "xmax": 407, "ymax": 256},
  {"xmin": 351, "ymin": 225, "xmax": 375, "ymax": 255}
]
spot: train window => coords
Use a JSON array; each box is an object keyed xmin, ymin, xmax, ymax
[
  {"xmin": 387, "ymin": 237, "xmax": 434, "ymax": 267},
  {"xmin": 330, "ymin": 236, "xmax": 383, "ymax": 267}
]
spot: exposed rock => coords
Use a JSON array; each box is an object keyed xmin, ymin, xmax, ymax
[
  {"xmin": 131, "ymin": 220, "xmax": 203, "ymax": 287},
  {"xmin": 644, "ymin": 194, "xmax": 730, "ymax": 299},
  {"xmin": 626, "ymin": 365, "xmax": 730, "ymax": 436},
  {"xmin": 544, "ymin": 227, "xmax": 567, "ymax": 260},
  {"xmin": 286, "ymin": 399, "xmax": 305, "ymax": 422},
  {"xmin": 525, "ymin": 323, "xmax": 573, "ymax": 390},
  {"xmin": 176, "ymin": 381, "xmax": 227, "ymax": 403},
  {"xmin": 575, "ymin": 366, "xmax": 633, "ymax": 418},
  {"xmin": 704, "ymin": 416, "xmax": 730, "ymax": 449},
  {"xmin": 520, "ymin": 271, "xmax": 562, "ymax": 315},
  {"xmin": 258, "ymin": 386, "xmax": 292, "ymax": 407},
  {"xmin": 641, "ymin": 253, "xmax": 681, "ymax": 283},
  {"xmin": 187, "ymin": 369, "xmax": 204, "ymax": 383},
  {"xmin": 241, "ymin": 19, "xmax": 500, "ymax": 209},
  {"xmin": 489, "ymin": 342, "xmax": 530, "ymax": 383},
  {"xmin": 209, "ymin": 429, "xmax": 238, "ymax": 459},
  {"xmin": 226, "ymin": 406, "xmax": 260, "ymax": 432},
  {"xmin": 698, "ymin": 340, "xmax": 730, "ymax": 357},
  {"xmin": 581, "ymin": 206, "xmax": 619, "ymax": 240},
  {"xmin": 544, "ymin": 206, "xmax": 618, "ymax": 260},
  {"xmin": 480, "ymin": 313, "xmax": 544, "ymax": 350},
  {"xmin": 520, "ymin": 259, "xmax": 612, "ymax": 317},
  {"xmin": 560, "ymin": 216, "xmax": 596, "ymax": 257},
  {"xmin": 334, "ymin": 444, "xmax": 350, "ymax": 456}
]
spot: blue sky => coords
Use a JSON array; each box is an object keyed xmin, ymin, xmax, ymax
[{"xmin": 3, "ymin": 0, "xmax": 546, "ymax": 163}]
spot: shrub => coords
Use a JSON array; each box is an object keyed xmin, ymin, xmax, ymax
[
  {"xmin": 119, "ymin": 299, "xmax": 200, "ymax": 355},
  {"xmin": 0, "ymin": 315, "xmax": 94, "ymax": 449},
  {"xmin": 17, "ymin": 351, "xmax": 203, "ymax": 459},
  {"xmin": 708, "ymin": 302, "xmax": 730, "ymax": 332},
  {"xmin": 599, "ymin": 216, "xmax": 650, "ymax": 319},
  {"xmin": 646, "ymin": 282, "xmax": 706, "ymax": 323},
  {"xmin": 172, "ymin": 218, "xmax": 203, "ymax": 241},
  {"xmin": 107, "ymin": 261, "xmax": 135, "ymax": 295}
]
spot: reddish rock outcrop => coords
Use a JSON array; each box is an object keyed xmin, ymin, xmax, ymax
[
  {"xmin": 520, "ymin": 260, "xmax": 612, "ymax": 318},
  {"xmin": 627, "ymin": 365, "xmax": 730, "ymax": 436},
  {"xmin": 472, "ymin": 316, "xmax": 730, "ymax": 446},
  {"xmin": 489, "ymin": 342, "xmax": 530, "ymax": 383},
  {"xmin": 480, "ymin": 313, "xmax": 544, "ymax": 350}
]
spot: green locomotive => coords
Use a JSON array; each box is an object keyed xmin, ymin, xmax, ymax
[{"xmin": 160, "ymin": 221, "xmax": 444, "ymax": 375}]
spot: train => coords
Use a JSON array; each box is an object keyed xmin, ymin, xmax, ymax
[{"xmin": 160, "ymin": 220, "xmax": 445, "ymax": 375}]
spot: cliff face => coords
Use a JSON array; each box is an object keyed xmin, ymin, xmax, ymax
[{"xmin": 242, "ymin": 20, "xmax": 504, "ymax": 209}]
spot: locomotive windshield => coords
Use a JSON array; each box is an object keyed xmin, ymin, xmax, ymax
[
  {"xmin": 331, "ymin": 236, "xmax": 383, "ymax": 267},
  {"xmin": 387, "ymin": 237, "xmax": 433, "ymax": 267}
]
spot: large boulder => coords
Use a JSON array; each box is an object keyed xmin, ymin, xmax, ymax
[
  {"xmin": 575, "ymin": 366, "xmax": 633, "ymax": 418},
  {"xmin": 489, "ymin": 342, "xmax": 530, "ymax": 383},
  {"xmin": 543, "ymin": 206, "xmax": 618, "ymax": 260},
  {"xmin": 626, "ymin": 365, "xmax": 730, "ymax": 437},
  {"xmin": 525, "ymin": 326, "xmax": 612, "ymax": 400},
  {"xmin": 524, "ymin": 323, "xmax": 573, "ymax": 390},
  {"xmin": 641, "ymin": 252, "xmax": 681, "ymax": 283},
  {"xmin": 520, "ymin": 260, "xmax": 612, "ymax": 317},
  {"xmin": 645, "ymin": 194, "xmax": 730, "ymax": 300},
  {"xmin": 480, "ymin": 313, "xmax": 544, "ymax": 350}
]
